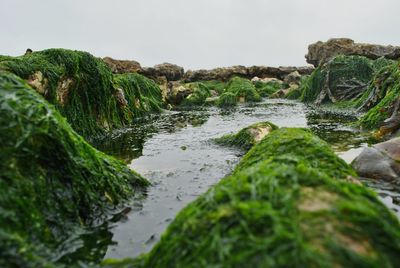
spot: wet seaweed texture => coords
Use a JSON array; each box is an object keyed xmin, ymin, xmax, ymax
[
  {"xmin": 113, "ymin": 73, "xmax": 163, "ymax": 120},
  {"xmin": 300, "ymin": 55, "xmax": 392, "ymax": 105},
  {"xmin": 0, "ymin": 71, "xmax": 148, "ymax": 267},
  {"xmin": 217, "ymin": 92, "xmax": 237, "ymax": 108},
  {"xmin": 253, "ymin": 81, "xmax": 281, "ymax": 97},
  {"xmin": 180, "ymin": 82, "xmax": 211, "ymax": 106},
  {"xmin": 358, "ymin": 61, "xmax": 400, "ymax": 130},
  {"xmin": 105, "ymin": 128, "xmax": 400, "ymax": 268},
  {"xmin": 214, "ymin": 121, "xmax": 278, "ymax": 151},
  {"xmin": 0, "ymin": 49, "xmax": 163, "ymax": 138},
  {"xmin": 225, "ymin": 77, "xmax": 261, "ymax": 102}
]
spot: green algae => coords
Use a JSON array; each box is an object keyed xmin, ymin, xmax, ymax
[
  {"xmin": 180, "ymin": 82, "xmax": 211, "ymax": 106},
  {"xmin": 0, "ymin": 71, "xmax": 148, "ymax": 267},
  {"xmin": 106, "ymin": 128, "xmax": 400, "ymax": 267},
  {"xmin": 113, "ymin": 73, "xmax": 163, "ymax": 120},
  {"xmin": 225, "ymin": 77, "xmax": 261, "ymax": 103},
  {"xmin": 214, "ymin": 122, "xmax": 278, "ymax": 151},
  {"xmin": 0, "ymin": 49, "xmax": 164, "ymax": 139},
  {"xmin": 0, "ymin": 49, "xmax": 121, "ymax": 138},
  {"xmin": 358, "ymin": 61, "xmax": 400, "ymax": 130},
  {"xmin": 198, "ymin": 80, "xmax": 227, "ymax": 95},
  {"xmin": 300, "ymin": 55, "xmax": 392, "ymax": 105},
  {"xmin": 217, "ymin": 92, "xmax": 237, "ymax": 108},
  {"xmin": 253, "ymin": 81, "xmax": 281, "ymax": 97}
]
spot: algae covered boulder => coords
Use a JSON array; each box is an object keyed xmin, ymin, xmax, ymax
[
  {"xmin": 112, "ymin": 128, "xmax": 400, "ymax": 267},
  {"xmin": 0, "ymin": 49, "xmax": 164, "ymax": 138},
  {"xmin": 358, "ymin": 61, "xmax": 400, "ymax": 135},
  {"xmin": 0, "ymin": 71, "xmax": 148, "ymax": 267},
  {"xmin": 300, "ymin": 55, "xmax": 392, "ymax": 106},
  {"xmin": 214, "ymin": 121, "xmax": 278, "ymax": 151},
  {"xmin": 225, "ymin": 76, "xmax": 261, "ymax": 103}
]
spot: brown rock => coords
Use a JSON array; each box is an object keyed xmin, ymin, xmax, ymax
[
  {"xmin": 102, "ymin": 57, "xmax": 142, "ymax": 74},
  {"xmin": 306, "ymin": 38, "xmax": 400, "ymax": 67},
  {"xmin": 140, "ymin": 63, "xmax": 184, "ymax": 81}
]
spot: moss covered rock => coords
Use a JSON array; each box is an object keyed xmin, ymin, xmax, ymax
[
  {"xmin": 300, "ymin": 55, "xmax": 392, "ymax": 106},
  {"xmin": 225, "ymin": 77, "xmax": 261, "ymax": 103},
  {"xmin": 358, "ymin": 61, "xmax": 400, "ymax": 134},
  {"xmin": 0, "ymin": 49, "xmax": 163, "ymax": 138},
  {"xmin": 114, "ymin": 73, "xmax": 163, "ymax": 119},
  {"xmin": 217, "ymin": 92, "xmax": 237, "ymax": 108},
  {"xmin": 253, "ymin": 80, "xmax": 281, "ymax": 97},
  {"xmin": 214, "ymin": 122, "xmax": 278, "ymax": 151},
  {"xmin": 0, "ymin": 71, "xmax": 148, "ymax": 267},
  {"xmin": 109, "ymin": 128, "xmax": 400, "ymax": 267},
  {"xmin": 180, "ymin": 82, "xmax": 211, "ymax": 106}
]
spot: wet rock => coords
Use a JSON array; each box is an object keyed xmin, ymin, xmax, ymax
[
  {"xmin": 306, "ymin": 38, "xmax": 400, "ymax": 67},
  {"xmin": 251, "ymin": 76, "xmax": 283, "ymax": 84},
  {"xmin": 283, "ymin": 71, "xmax": 301, "ymax": 85},
  {"xmin": 114, "ymin": 87, "xmax": 128, "ymax": 108},
  {"xmin": 102, "ymin": 57, "xmax": 142, "ymax": 74},
  {"xmin": 56, "ymin": 77, "xmax": 74, "ymax": 106},
  {"xmin": 140, "ymin": 63, "xmax": 184, "ymax": 81},
  {"xmin": 270, "ymin": 88, "xmax": 289, "ymax": 99},
  {"xmin": 352, "ymin": 138, "xmax": 400, "ymax": 181}
]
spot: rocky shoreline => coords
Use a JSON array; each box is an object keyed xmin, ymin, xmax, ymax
[{"xmin": 1, "ymin": 38, "xmax": 400, "ymax": 267}]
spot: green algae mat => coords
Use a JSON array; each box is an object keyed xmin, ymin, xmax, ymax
[
  {"xmin": 103, "ymin": 128, "xmax": 400, "ymax": 268},
  {"xmin": 0, "ymin": 71, "xmax": 149, "ymax": 267},
  {"xmin": 0, "ymin": 49, "xmax": 163, "ymax": 138}
]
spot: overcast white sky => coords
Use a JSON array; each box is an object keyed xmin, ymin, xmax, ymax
[{"xmin": 1, "ymin": 0, "xmax": 399, "ymax": 69}]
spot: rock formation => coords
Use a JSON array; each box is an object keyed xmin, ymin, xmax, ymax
[
  {"xmin": 306, "ymin": 38, "xmax": 400, "ymax": 67},
  {"xmin": 140, "ymin": 62, "xmax": 185, "ymax": 82},
  {"xmin": 102, "ymin": 56, "xmax": 142, "ymax": 74},
  {"xmin": 183, "ymin": 65, "xmax": 313, "ymax": 82}
]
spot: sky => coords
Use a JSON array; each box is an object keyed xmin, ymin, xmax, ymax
[{"xmin": 1, "ymin": 0, "xmax": 399, "ymax": 70}]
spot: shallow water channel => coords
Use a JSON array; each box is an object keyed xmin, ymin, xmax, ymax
[{"xmin": 90, "ymin": 99, "xmax": 399, "ymax": 261}]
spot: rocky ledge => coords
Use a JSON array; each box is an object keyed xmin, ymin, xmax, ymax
[{"xmin": 306, "ymin": 38, "xmax": 400, "ymax": 67}]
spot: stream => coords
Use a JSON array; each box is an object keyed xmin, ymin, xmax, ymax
[{"xmin": 88, "ymin": 99, "xmax": 400, "ymax": 261}]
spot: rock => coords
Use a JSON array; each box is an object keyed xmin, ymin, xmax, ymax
[
  {"xmin": 140, "ymin": 63, "xmax": 184, "ymax": 81},
  {"xmin": 27, "ymin": 71, "xmax": 48, "ymax": 95},
  {"xmin": 183, "ymin": 66, "xmax": 313, "ymax": 82},
  {"xmin": 165, "ymin": 81, "xmax": 193, "ymax": 105},
  {"xmin": 306, "ymin": 38, "xmax": 400, "ymax": 67},
  {"xmin": 283, "ymin": 71, "xmax": 301, "ymax": 85},
  {"xmin": 352, "ymin": 138, "xmax": 400, "ymax": 180},
  {"xmin": 56, "ymin": 77, "xmax": 74, "ymax": 106},
  {"xmin": 251, "ymin": 76, "xmax": 282, "ymax": 84},
  {"xmin": 102, "ymin": 57, "xmax": 142, "ymax": 74}
]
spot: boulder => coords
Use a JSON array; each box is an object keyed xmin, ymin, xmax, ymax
[
  {"xmin": 352, "ymin": 137, "xmax": 400, "ymax": 181},
  {"xmin": 102, "ymin": 57, "xmax": 142, "ymax": 74},
  {"xmin": 165, "ymin": 81, "xmax": 193, "ymax": 105},
  {"xmin": 283, "ymin": 71, "xmax": 301, "ymax": 85},
  {"xmin": 306, "ymin": 38, "xmax": 400, "ymax": 67},
  {"xmin": 140, "ymin": 63, "xmax": 184, "ymax": 81}
]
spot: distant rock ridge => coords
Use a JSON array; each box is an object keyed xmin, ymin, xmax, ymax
[
  {"xmin": 102, "ymin": 57, "xmax": 313, "ymax": 82},
  {"xmin": 306, "ymin": 38, "xmax": 400, "ymax": 67}
]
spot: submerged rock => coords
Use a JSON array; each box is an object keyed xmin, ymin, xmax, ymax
[
  {"xmin": 352, "ymin": 138, "xmax": 400, "ymax": 181},
  {"xmin": 306, "ymin": 38, "xmax": 400, "ymax": 67},
  {"xmin": 0, "ymin": 71, "xmax": 148, "ymax": 267},
  {"xmin": 105, "ymin": 128, "xmax": 400, "ymax": 267}
]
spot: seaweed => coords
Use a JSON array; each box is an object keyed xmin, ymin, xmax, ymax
[
  {"xmin": 0, "ymin": 49, "xmax": 164, "ymax": 139},
  {"xmin": 180, "ymin": 82, "xmax": 211, "ymax": 106},
  {"xmin": 358, "ymin": 61, "xmax": 400, "ymax": 130},
  {"xmin": 300, "ymin": 55, "xmax": 392, "ymax": 106},
  {"xmin": 217, "ymin": 92, "xmax": 237, "ymax": 108},
  {"xmin": 109, "ymin": 128, "xmax": 400, "ymax": 267},
  {"xmin": 113, "ymin": 73, "xmax": 163, "ymax": 120},
  {"xmin": 253, "ymin": 81, "xmax": 281, "ymax": 97},
  {"xmin": 0, "ymin": 71, "xmax": 148, "ymax": 267},
  {"xmin": 225, "ymin": 77, "xmax": 261, "ymax": 102}
]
